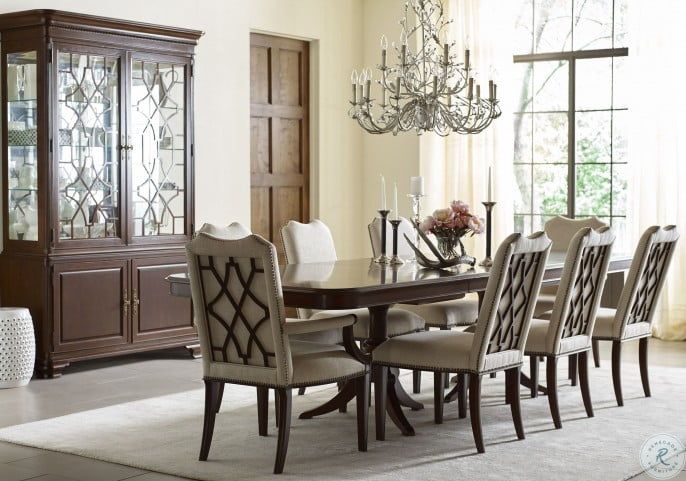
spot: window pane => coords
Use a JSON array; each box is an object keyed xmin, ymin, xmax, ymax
[
  {"xmin": 614, "ymin": 0, "xmax": 628, "ymax": 48},
  {"xmin": 576, "ymin": 111, "xmax": 611, "ymax": 163},
  {"xmin": 515, "ymin": 0, "xmax": 534, "ymax": 54},
  {"xmin": 533, "ymin": 164, "xmax": 567, "ymax": 215},
  {"xmin": 513, "ymin": 62, "xmax": 533, "ymax": 113},
  {"xmin": 514, "ymin": 113, "xmax": 533, "ymax": 163},
  {"xmin": 576, "ymin": 164, "xmax": 610, "ymax": 215},
  {"xmin": 533, "ymin": 60, "xmax": 568, "ymax": 112},
  {"xmin": 612, "ymin": 163, "xmax": 627, "ymax": 216},
  {"xmin": 533, "ymin": 113, "xmax": 568, "ymax": 163},
  {"xmin": 612, "ymin": 110, "xmax": 628, "ymax": 163},
  {"xmin": 534, "ymin": 0, "xmax": 573, "ymax": 53},
  {"xmin": 514, "ymin": 164, "xmax": 532, "ymax": 214},
  {"xmin": 514, "ymin": 214, "xmax": 533, "ymax": 235},
  {"xmin": 612, "ymin": 56, "xmax": 628, "ymax": 109},
  {"xmin": 573, "ymin": 0, "xmax": 613, "ymax": 50},
  {"xmin": 576, "ymin": 58, "xmax": 612, "ymax": 110},
  {"xmin": 610, "ymin": 217, "xmax": 630, "ymax": 253}
]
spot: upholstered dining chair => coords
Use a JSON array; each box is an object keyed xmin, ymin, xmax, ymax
[
  {"xmin": 281, "ymin": 219, "xmax": 425, "ymax": 400},
  {"xmin": 368, "ymin": 216, "xmax": 479, "ymax": 392},
  {"xmin": 591, "ymin": 225, "xmax": 679, "ymax": 407},
  {"xmin": 373, "ymin": 232, "xmax": 552, "ymax": 453},
  {"xmin": 526, "ymin": 227, "xmax": 615, "ymax": 428},
  {"xmin": 186, "ymin": 232, "xmax": 370, "ymax": 474}
]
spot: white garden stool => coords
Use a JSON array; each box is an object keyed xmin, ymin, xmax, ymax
[{"xmin": 0, "ymin": 308, "xmax": 35, "ymax": 388}]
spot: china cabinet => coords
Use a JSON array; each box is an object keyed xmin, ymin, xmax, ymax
[{"xmin": 0, "ymin": 10, "xmax": 203, "ymax": 377}]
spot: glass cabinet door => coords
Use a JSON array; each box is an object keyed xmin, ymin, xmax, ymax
[
  {"xmin": 56, "ymin": 50, "xmax": 121, "ymax": 241},
  {"xmin": 6, "ymin": 51, "xmax": 39, "ymax": 241},
  {"xmin": 130, "ymin": 59, "xmax": 187, "ymax": 238}
]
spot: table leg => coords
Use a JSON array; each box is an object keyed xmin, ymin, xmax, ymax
[
  {"xmin": 520, "ymin": 372, "xmax": 547, "ymax": 395},
  {"xmin": 298, "ymin": 380, "xmax": 357, "ymax": 419},
  {"xmin": 390, "ymin": 367, "xmax": 423, "ymax": 411}
]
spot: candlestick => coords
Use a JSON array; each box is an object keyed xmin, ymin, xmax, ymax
[
  {"xmin": 389, "ymin": 219, "xmax": 404, "ymax": 265},
  {"xmin": 381, "ymin": 35, "xmax": 387, "ymax": 68},
  {"xmin": 395, "ymin": 76, "xmax": 401, "ymax": 97},
  {"xmin": 479, "ymin": 201, "xmax": 497, "ymax": 267},
  {"xmin": 393, "ymin": 182, "xmax": 398, "ymax": 220},
  {"xmin": 464, "ymin": 48, "xmax": 470, "ymax": 72},
  {"xmin": 468, "ymin": 78, "xmax": 474, "ymax": 99},
  {"xmin": 375, "ymin": 209, "xmax": 391, "ymax": 264},
  {"xmin": 381, "ymin": 176, "xmax": 386, "ymax": 210},
  {"xmin": 406, "ymin": 193, "xmax": 424, "ymax": 261},
  {"xmin": 443, "ymin": 43, "xmax": 449, "ymax": 64}
]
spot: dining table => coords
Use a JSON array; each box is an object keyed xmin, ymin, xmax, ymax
[{"xmin": 166, "ymin": 252, "xmax": 631, "ymax": 440}]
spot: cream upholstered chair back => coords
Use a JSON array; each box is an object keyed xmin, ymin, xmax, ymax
[
  {"xmin": 471, "ymin": 232, "xmax": 552, "ymax": 371},
  {"xmin": 368, "ymin": 217, "xmax": 415, "ymax": 257},
  {"xmin": 544, "ymin": 227, "xmax": 615, "ymax": 353},
  {"xmin": 281, "ymin": 219, "xmax": 337, "ymax": 318},
  {"xmin": 611, "ymin": 225, "xmax": 679, "ymax": 338},
  {"xmin": 186, "ymin": 233, "xmax": 294, "ymax": 387},
  {"xmin": 544, "ymin": 215, "xmax": 608, "ymax": 252},
  {"xmin": 196, "ymin": 222, "xmax": 251, "ymax": 239}
]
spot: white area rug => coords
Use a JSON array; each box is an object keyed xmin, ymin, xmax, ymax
[{"xmin": 1, "ymin": 364, "xmax": 684, "ymax": 481}]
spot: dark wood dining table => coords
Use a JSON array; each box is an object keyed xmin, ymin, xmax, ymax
[{"xmin": 167, "ymin": 252, "xmax": 631, "ymax": 440}]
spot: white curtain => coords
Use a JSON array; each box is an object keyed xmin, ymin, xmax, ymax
[
  {"xmin": 420, "ymin": 0, "xmax": 515, "ymax": 259},
  {"xmin": 628, "ymin": 1, "xmax": 686, "ymax": 340}
]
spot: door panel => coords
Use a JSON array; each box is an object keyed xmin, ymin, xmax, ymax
[
  {"xmin": 53, "ymin": 259, "xmax": 128, "ymax": 352},
  {"xmin": 250, "ymin": 34, "xmax": 309, "ymax": 262},
  {"xmin": 131, "ymin": 256, "xmax": 194, "ymax": 342}
]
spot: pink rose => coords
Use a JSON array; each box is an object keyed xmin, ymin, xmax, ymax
[
  {"xmin": 468, "ymin": 216, "xmax": 485, "ymax": 235},
  {"xmin": 419, "ymin": 216, "xmax": 436, "ymax": 233},
  {"xmin": 450, "ymin": 200, "xmax": 470, "ymax": 214},
  {"xmin": 432, "ymin": 208, "xmax": 454, "ymax": 224}
]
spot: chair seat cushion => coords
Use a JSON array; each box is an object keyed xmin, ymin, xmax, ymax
[
  {"xmin": 290, "ymin": 340, "xmax": 366, "ymax": 386},
  {"xmin": 534, "ymin": 292, "xmax": 557, "ymax": 317},
  {"xmin": 309, "ymin": 308, "xmax": 425, "ymax": 341},
  {"xmin": 525, "ymin": 318, "xmax": 590, "ymax": 355},
  {"xmin": 593, "ymin": 307, "xmax": 651, "ymax": 340},
  {"xmin": 399, "ymin": 294, "xmax": 479, "ymax": 328},
  {"xmin": 372, "ymin": 330, "xmax": 473, "ymax": 371}
]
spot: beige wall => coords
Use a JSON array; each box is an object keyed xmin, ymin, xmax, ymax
[
  {"xmin": 0, "ymin": 0, "xmax": 367, "ymax": 258},
  {"xmin": 359, "ymin": 0, "xmax": 421, "ymax": 256}
]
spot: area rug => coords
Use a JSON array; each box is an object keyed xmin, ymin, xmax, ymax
[{"xmin": 0, "ymin": 363, "xmax": 684, "ymax": 481}]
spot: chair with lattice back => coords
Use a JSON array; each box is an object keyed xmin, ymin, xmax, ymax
[
  {"xmin": 186, "ymin": 231, "xmax": 370, "ymax": 474},
  {"xmin": 372, "ymin": 231, "xmax": 551, "ymax": 453},
  {"xmin": 525, "ymin": 226, "xmax": 615, "ymax": 428},
  {"xmin": 591, "ymin": 225, "xmax": 679, "ymax": 407}
]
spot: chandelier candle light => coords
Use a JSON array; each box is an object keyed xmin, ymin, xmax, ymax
[{"xmin": 349, "ymin": 0, "xmax": 501, "ymax": 136}]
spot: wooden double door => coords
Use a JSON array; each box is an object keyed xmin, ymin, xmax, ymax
[
  {"xmin": 51, "ymin": 255, "xmax": 193, "ymax": 359},
  {"xmin": 250, "ymin": 33, "xmax": 310, "ymax": 260}
]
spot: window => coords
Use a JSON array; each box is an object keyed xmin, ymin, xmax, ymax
[{"xmin": 512, "ymin": 0, "xmax": 628, "ymax": 248}]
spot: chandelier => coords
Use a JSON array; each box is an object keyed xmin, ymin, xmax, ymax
[{"xmin": 348, "ymin": 0, "xmax": 501, "ymax": 136}]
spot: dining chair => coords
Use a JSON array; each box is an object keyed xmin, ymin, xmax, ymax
[
  {"xmin": 591, "ymin": 225, "xmax": 679, "ymax": 407},
  {"xmin": 186, "ymin": 232, "xmax": 369, "ymax": 474},
  {"xmin": 525, "ymin": 227, "xmax": 615, "ymax": 428},
  {"xmin": 282, "ymin": 219, "xmax": 425, "ymax": 400},
  {"xmin": 368, "ymin": 216, "xmax": 479, "ymax": 392},
  {"xmin": 372, "ymin": 231, "xmax": 552, "ymax": 453}
]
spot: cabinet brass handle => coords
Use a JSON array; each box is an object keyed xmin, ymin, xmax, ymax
[
  {"xmin": 123, "ymin": 289, "xmax": 131, "ymax": 317},
  {"xmin": 133, "ymin": 289, "xmax": 140, "ymax": 317}
]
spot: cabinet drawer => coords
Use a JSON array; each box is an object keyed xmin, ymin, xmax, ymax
[
  {"xmin": 52, "ymin": 259, "xmax": 129, "ymax": 352},
  {"xmin": 132, "ymin": 256, "xmax": 194, "ymax": 342}
]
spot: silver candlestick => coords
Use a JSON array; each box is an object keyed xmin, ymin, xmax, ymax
[
  {"xmin": 407, "ymin": 193, "xmax": 425, "ymax": 258},
  {"xmin": 374, "ymin": 209, "xmax": 391, "ymax": 264},
  {"xmin": 479, "ymin": 202, "xmax": 496, "ymax": 267}
]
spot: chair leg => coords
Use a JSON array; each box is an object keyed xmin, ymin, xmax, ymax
[
  {"xmin": 298, "ymin": 387, "xmax": 306, "ymax": 396},
  {"xmin": 529, "ymin": 355, "xmax": 539, "ymax": 398},
  {"xmin": 506, "ymin": 367, "xmax": 525, "ymax": 440},
  {"xmin": 639, "ymin": 337, "xmax": 651, "ymax": 398},
  {"xmin": 469, "ymin": 373, "xmax": 485, "ymax": 453},
  {"xmin": 356, "ymin": 372, "xmax": 370, "ymax": 452},
  {"xmin": 337, "ymin": 381, "xmax": 347, "ymax": 413},
  {"xmin": 273, "ymin": 388, "xmax": 292, "ymax": 474},
  {"xmin": 568, "ymin": 354, "xmax": 578, "ymax": 386},
  {"xmin": 592, "ymin": 339, "xmax": 601, "ymax": 368},
  {"xmin": 546, "ymin": 356, "xmax": 562, "ymax": 429},
  {"xmin": 440, "ymin": 327, "xmax": 450, "ymax": 389},
  {"xmin": 612, "ymin": 340, "xmax": 624, "ymax": 407},
  {"xmin": 578, "ymin": 351, "xmax": 594, "ymax": 418},
  {"xmin": 412, "ymin": 370, "xmax": 421, "ymax": 394},
  {"xmin": 375, "ymin": 366, "xmax": 388, "ymax": 441},
  {"xmin": 434, "ymin": 372, "xmax": 445, "ymax": 424},
  {"xmin": 199, "ymin": 380, "xmax": 219, "ymax": 461},
  {"xmin": 215, "ymin": 383, "xmax": 225, "ymax": 413},
  {"xmin": 257, "ymin": 386, "xmax": 268, "ymax": 436},
  {"xmin": 457, "ymin": 373, "xmax": 468, "ymax": 419},
  {"xmin": 275, "ymin": 389, "xmax": 280, "ymax": 427}
]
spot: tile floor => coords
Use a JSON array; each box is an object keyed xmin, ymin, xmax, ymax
[{"xmin": 0, "ymin": 339, "xmax": 684, "ymax": 481}]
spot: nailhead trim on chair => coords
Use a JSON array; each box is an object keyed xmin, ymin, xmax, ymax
[
  {"xmin": 371, "ymin": 360, "xmax": 523, "ymax": 376},
  {"xmin": 204, "ymin": 368, "xmax": 369, "ymax": 389}
]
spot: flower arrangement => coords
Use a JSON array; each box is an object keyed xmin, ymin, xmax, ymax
[{"xmin": 419, "ymin": 200, "xmax": 484, "ymax": 259}]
